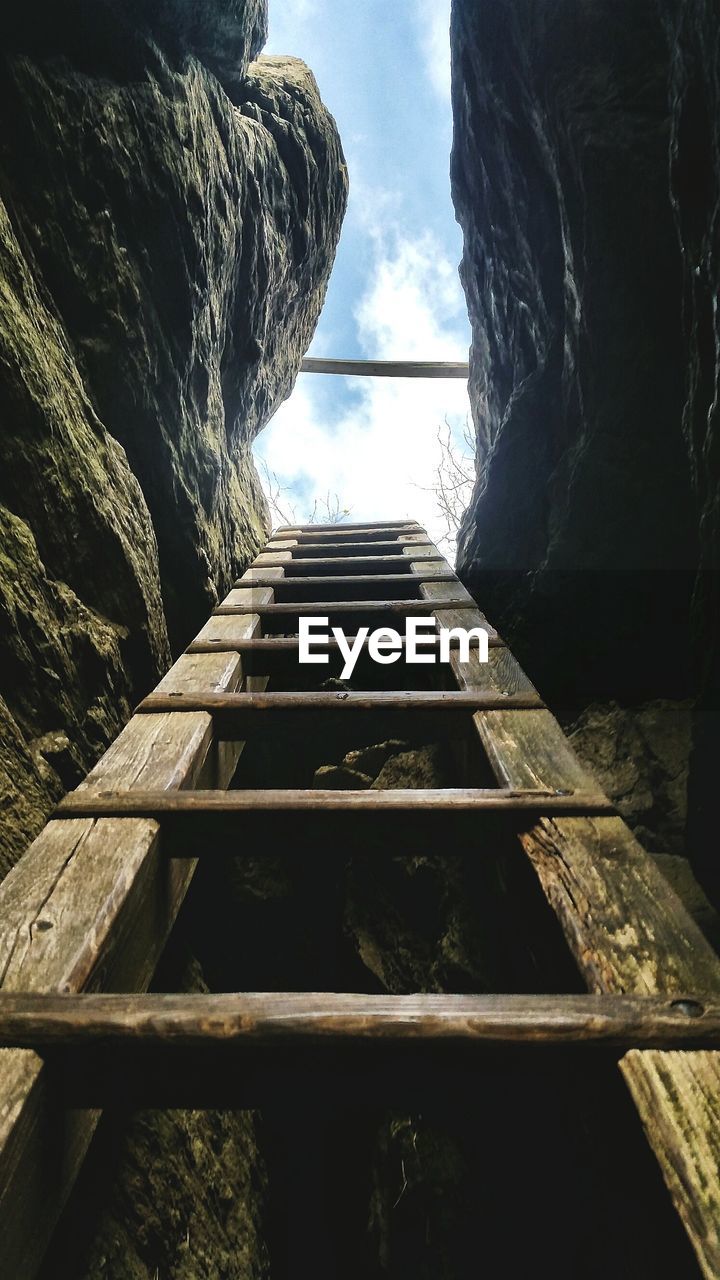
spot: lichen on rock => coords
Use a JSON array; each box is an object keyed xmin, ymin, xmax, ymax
[
  {"xmin": 0, "ymin": 2, "xmax": 348, "ymax": 1273},
  {"xmin": 0, "ymin": 1, "xmax": 347, "ymax": 865}
]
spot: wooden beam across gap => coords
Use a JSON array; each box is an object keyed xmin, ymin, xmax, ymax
[{"xmin": 300, "ymin": 357, "xmax": 469, "ymax": 379}]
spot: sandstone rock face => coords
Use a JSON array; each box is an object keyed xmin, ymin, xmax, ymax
[
  {"xmin": 567, "ymin": 700, "xmax": 692, "ymax": 856},
  {"xmin": 41, "ymin": 949, "xmax": 271, "ymax": 1280},
  {"xmin": 451, "ymin": 0, "xmax": 719, "ymax": 884},
  {"xmin": 0, "ymin": 9, "xmax": 346, "ymax": 1273},
  {"xmin": 0, "ymin": 4, "xmax": 347, "ymax": 863},
  {"xmin": 660, "ymin": 0, "xmax": 720, "ymax": 888}
]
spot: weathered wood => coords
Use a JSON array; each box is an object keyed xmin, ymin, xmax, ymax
[
  {"xmin": 192, "ymin": 612, "xmax": 270, "ymax": 649},
  {"xmin": 136, "ymin": 690, "xmax": 546, "ymax": 737},
  {"xmin": 273, "ymin": 540, "xmax": 410, "ymax": 555},
  {"xmin": 300, "ymin": 357, "xmax": 469, "ymax": 379},
  {"xmin": 429, "ymin": 574, "xmax": 720, "ymax": 1274},
  {"xmin": 410, "ymin": 557, "xmax": 454, "ymax": 579},
  {"xmin": 0, "ymin": 992, "xmax": 715, "ymax": 1050},
  {"xmin": 243, "ymin": 573, "xmax": 441, "ymax": 587},
  {"xmin": 251, "ymin": 550, "xmax": 293, "ymax": 566},
  {"xmin": 3, "ymin": 518, "xmax": 719, "ymax": 1273},
  {"xmin": 235, "ymin": 572, "xmax": 457, "ymax": 593},
  {"xmin": 275, "ymin": 520, "xmax": 422, "ymax": 534},
  {"xmin": 239, "ymin": 565, "xmax": 286, "ymax": 584},
  {"xmin": 621, "ymin": 1050, "xmax": 720, "ymax": 1280},
  {"xmin": 214, "ymin": 597, "xmax": 477, "ymax": 617},
  {"xmin": 55, "ymin": 788, "xmax": 615, "ymax": 823},
  {"xmin": 187, "ymin": 634, "xmax": 506, "ymax": 657},
  {"xmin": 0, "ymin": 593, "xmax": 270, "ymax": 1279},
  {"xmin": 250, "ymin": 555, "xmax": 426, "ymax": 574},
  {"xmin": 423, "ymin": 577, "xmax": 720, "ymax": 990},
  {"xmin": 402, "ymin": 542, "xmax": 443, "ymax": 560},
  {"xmin": 447, "ymin": 656, "xmax": 720, "ymax": 989},
  {"xmin": 288, "ymin": 526, "xmax": 427, "ymax": 541}
]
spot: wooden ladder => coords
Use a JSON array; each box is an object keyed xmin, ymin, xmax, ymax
[{"xmin": 1, "ymin": 519, "xmax": 719, "ymax": 1276}]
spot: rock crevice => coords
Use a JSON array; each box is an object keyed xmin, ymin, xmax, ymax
[{"xmin": 451, "ymin": 0, "xmax": 720, "ymax": 887}]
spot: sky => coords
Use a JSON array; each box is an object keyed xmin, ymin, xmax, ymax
[{"xmin": 253, "ymin": 0, "xmax": 472, "ymax": 555}]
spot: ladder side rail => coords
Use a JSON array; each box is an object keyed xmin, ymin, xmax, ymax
[
  {"xmin": 0, "ymin": 585, "xmax": 272, "ymax": 1279},
  {"xmin": 422, "ymin": 573, "xmax": 720, "ymax": 1277}
]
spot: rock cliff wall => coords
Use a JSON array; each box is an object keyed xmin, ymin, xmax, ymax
[
  {"xmin": 0, "ymin": 8, "xmax": 346, "ymax": 1273},
  {"xmin": 0, "ymin": 1, "xmax": 347, "ymax": 870},
  {"xmin": 451, "ymin": 0, "xmax": 719, "ymax": 888}
]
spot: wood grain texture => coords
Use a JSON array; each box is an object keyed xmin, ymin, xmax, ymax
[
  {"xmin": 274, "ymin": 540, "xmax": 408, "ymax": 554},
  {"xmin": 251, "ymin": 555, "xmax": 420, "ymax": 572},
  {"xmin": 276, "ymin": 520, "xmax": 422, "ymax": 533},
  {"xmin": 251, "ymin": 550, "xmax": 293, "ymax": 566},
  {"xmin": 0, "ymin": 992, "xmax": 716, "ymax": 1049},
  {"xmin": 402, "ymin": 542, "xmax": 443, "ymax": 559},
  {"xmin": 431, "ymin": 574, "xmax": 720, "ymax": 1273},
  {"xmin": 235, "ymin": 572, "xmax": 456, "ymax": 590},
  {"xmin": 238, "ymin": 566, "xmax": 286, "ymax": 583},
  {"xmin": 621, "ymin": 1050, "xmax": 720, "ymax": 1280},
  {"xmin": 136, "ymin": 691, "xmax": 546, "ymax": 734},
  {"xmin": 300, "ymin": 357, "xmax": 469, "ymax": 378},
  {"xmin": 55, "ymin": 788, "xmax": 615, "ymax": 822},
  {"xmin": 410, "ymin": 557, "xmax": 454, "ymax": 578},
  {"xmin": 214, "ymin": 598, "xmax": 476, "ymax": 617},
  {"xmin": 288, "ymin": 526, "xmax": 427, "ymax": 540},
  {"xmin": 518, "ymin": 816, "xmax": 720, "ymax": 995},
  {"xmin": 3, "ymin": 527, "xmax": 719, "ymax": 1272},
  {"xmin": 0, "ymin": 595, "xmax": 268, "ymax": 1279},
  {"xmin": 187, "ymin": 635, "xmax": 506, "ymax": 656}
]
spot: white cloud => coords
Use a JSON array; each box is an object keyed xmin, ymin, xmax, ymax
[
  {"xmin": 266, "ymin": 0, "xmax": 319, "ymax": 49},
  {"xmin": 414, "ymin": 0, "xmax": 452, "ymax": 104},
  {"xmin": 355, "ymin": 232, "xmax": 463, "ymax": 360},
  {"xmin": 254, "ymin": 217, "xmax": 472, "ymax": 557},
  {"xmin": 256, "ymin": 4, "xmax": 466, "ymax": 553}
]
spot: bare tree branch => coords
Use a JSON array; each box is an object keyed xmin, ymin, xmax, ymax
[
  {"xmin": 259, "ymin": 462, "xmax": 352, "ymax": 527},
  {"xmin": 415, "ymin": 416, "xmax": 476, "ymax": 560}
]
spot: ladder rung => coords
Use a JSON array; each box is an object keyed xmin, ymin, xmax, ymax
[
  {"xmin": 286, "ymin": 527, "xmax": 428, "ymax": 541},
  {"xmin": 55, "ymin": 787, "xmax": 615, "ymax": 823},
  {"xmin": 186, "ymin": 634, "xmax": 506, "ymax": 656},
  {"xmin": 136, "ymin": 690, "xmax": 545, "ymax": 734},
  {"xmin": 251, "ymin": 556, "xmax": 427, "ymax": 573},
  {"xmin": 236, "ymin": 572, "xmax": 457, "ymax": 590},
  {"xmin": 0, "ymin": 992, "xmax": 715, "ymax": 1051},
  {"xmin": 275, "ymin": 520, "xmax": 422, "ymax": 534},
  {"xmin": 213, "ymin": 599, "xmax": 476, "ymax": 616},
  {"xmin": 274, "ymin": 541, "xmax": 414, "ymax": 554},
  {"xmin": 3, "ymin": 992, "xmax": 714, "ymax": 1109}
]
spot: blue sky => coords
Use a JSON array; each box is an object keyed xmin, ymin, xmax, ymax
[{"xmin": 254, "ymin": 0, "xmax": 472, "ymax": 552}]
